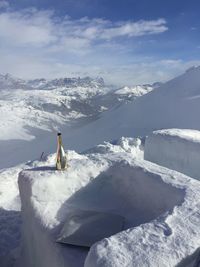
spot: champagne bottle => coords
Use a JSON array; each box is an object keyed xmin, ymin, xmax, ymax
[{"xmin": 56, "ymin": 133, "xmax": 67, "ymax": 170}]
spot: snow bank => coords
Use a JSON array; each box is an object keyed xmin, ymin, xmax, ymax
[
  {"xmin": 85, "ymin": 161, "xmax": 200, "ymax": 267},
  {"xmin": 18, "ymin": 142, "xmax": 200, "ymax": 267},
  {"xmin": 144, "ymin": 129, "xmax": 200, "ymax": 180}
]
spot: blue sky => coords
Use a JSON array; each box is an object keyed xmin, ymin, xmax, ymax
[{"xmin": 0, "ymin": 0, "xmax": 200, "ymax": 85}]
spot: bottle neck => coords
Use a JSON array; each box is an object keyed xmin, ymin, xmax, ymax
[{"xmin": 57, "ymin": 135, "xmax": 62, "ymax": 146}]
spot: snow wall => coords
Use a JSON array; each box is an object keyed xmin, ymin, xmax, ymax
[{"xmin": 144, "ymin": 129, "xmax": 200, "ymax": 180}]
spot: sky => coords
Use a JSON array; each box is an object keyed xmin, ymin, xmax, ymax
[{"xmin": 0, "ymin": 0, "xmax": 200, "ymax": 85}]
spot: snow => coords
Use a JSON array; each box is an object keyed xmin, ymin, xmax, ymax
[
  {"xmin": 0, "ymin": 77, "xmax": 111, "ymax": 168},
  {"xmin": 153, "ymin": 128, "xmax": 200, "ymax": 143},
  {"xmin": 0, "ymin": 74, "xmax": 152, "ymax": 169},
  {"xmin": 0, "ymin": 164, "xmax": 25, "ymax": 266},
  {"xmin": 0, "ymin": 75, "xmax": 108, "ymax": 143},
  {"xmin": 1, "ymin": 67, "xmax": 200, "ymax": 267},
  {"xmin": 0, "ymin": 158, "xmax": 55, "ymax": 265},
  {"xmin": 85, "ymin": 161, "xmax": 200, "ymax": 267},
  {"xmin": 56, "ymin": 210, "xmax": 124, "ymax": 247},
  {"xmin": 144, "ymin": 129, "xmax": 200, "ymax": 180},
  {"xmin": 0, "ymin": 74, "xmax": 105, "ymax": 91},
  {"xmin": 0, "ymin": 85, "xmax": 102, "ymax": 141},
  {"xmin": 17, "ymin": 139, "xmax": 143, "ymax": 267},
  {"xmin": 17, "ymin": 142, "xmax": 200, "ymax": 267},
  {"xmin": 114, "ymin": 85, "xmax": 153, "ymax": 97},
  {"xmin": 1, "ymin": 66, "xmax": 200, "ymax": 169},
  {"xmin": 59, "ymin": 66, "xmax": 200, "ymax": 149}
]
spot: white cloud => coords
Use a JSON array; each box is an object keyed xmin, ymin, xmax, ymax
[
  {"xmin": 0, "ymin": 8, "xmax": 168, "ymax": 49},
  {"xmin": 100, "ymin": 19, "xmax": 168, "ymax": 39},
  {"xmin": 0, "ymin": 9, "xmax": 56, "ymax": 46}
]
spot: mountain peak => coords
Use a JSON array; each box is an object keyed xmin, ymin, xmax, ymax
[{"xmin": 0, "ymin": 74, "xmax": 105, "ymax": 90}]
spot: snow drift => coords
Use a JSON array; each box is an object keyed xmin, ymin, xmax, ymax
[{"xmin": 144, "ymin": 129, "xmax": 200, "ymax": 181}]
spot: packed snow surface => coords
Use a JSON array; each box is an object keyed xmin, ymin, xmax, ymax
[
  {"xmin": 144, "ymin": 129, "xmax": 200, "ymax": 180},
  {"xmin": 18, "ymin": 138, "xmax": 200, "ymax": 267}
]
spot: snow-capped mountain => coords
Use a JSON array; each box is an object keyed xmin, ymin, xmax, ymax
[
  {"xmin": 0, "ymin": 74, "xmax": 105, "ymax": 90},
  {"xmin": 0, "ymin": 73, "xmax": 154, "ymax": 168},
  {"xmin": 0, "ymin": 74, "xmax": 27, "ymax": 89},
  {"xmin": 1, "ymin": 65, "xmax": 200, "ymax": 169},
  {"xmin": 0, "ymin": 74, "xmax": 153, "ymax": 139},
  {"xmin": 114, "ymin": 84, "xmax": 153, "ymax": 100},
  {"xmin": 26, "ymin": 76, "xmax": 105, "ymax": 90},
  {"xmin": 0, "ymin": 75, "xmax": 107, "ymax": 140},
  {"xmin": 88, "ymin": 84, "xmax": 154, "ymax": 113}
]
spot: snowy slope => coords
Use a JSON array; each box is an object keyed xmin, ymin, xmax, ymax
[
  {"xmin": 0, "ymin": 74, "xmax": 153, "ymax": 142},
  {"xmin": 0, "ymin": 76, "xmax": 106, "ymax": 141},
  {"xmin": 61, "ymin": 66, "xmax": 200, "ymax": 149},
  {"xmin": 0, "ymin": 74, "xmax": 153, "ymax": 169},
  {"xmin": 0, "ymin": 75, "xmax": 107, "ymax": 168},
  {"xmin": 1, "ymin": 65, "xmax": 200, "ymax": 160}
]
